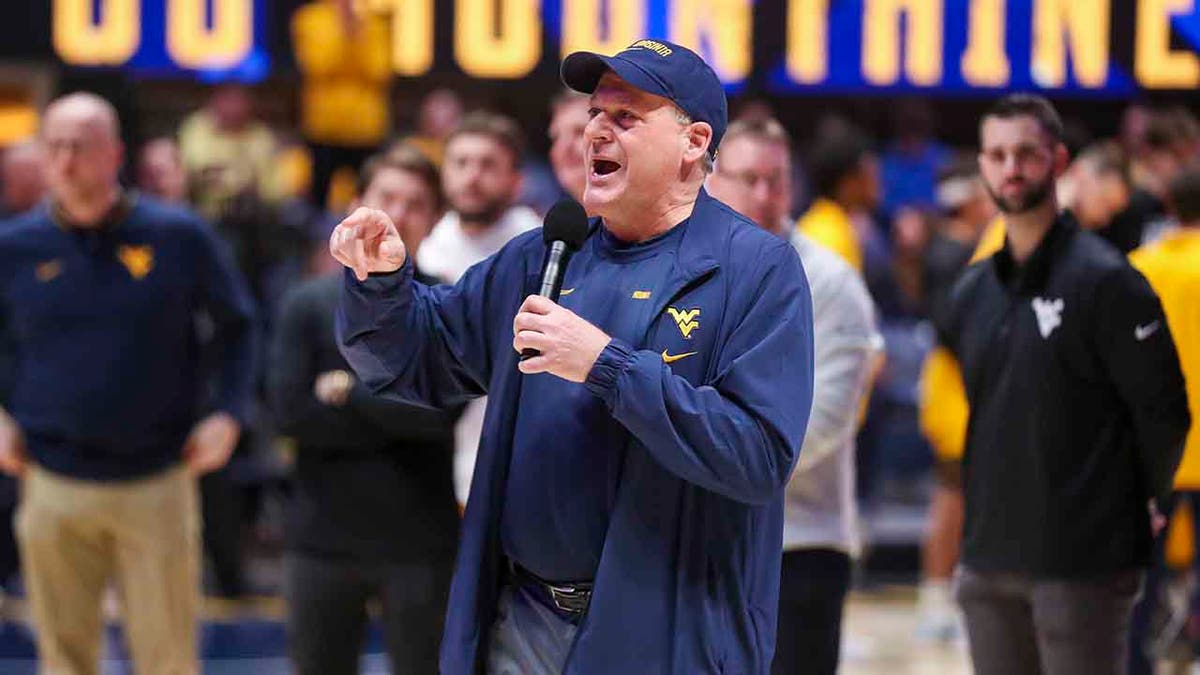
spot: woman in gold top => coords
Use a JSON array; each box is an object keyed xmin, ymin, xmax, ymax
[{"xmin": 292, "ymin": 0, "xmax": 392, "ymax": 209}]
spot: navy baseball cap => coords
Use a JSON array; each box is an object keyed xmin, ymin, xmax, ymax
[{"xmin": 561, "ymin": 39, "xmax": 727, "ymax": 160}]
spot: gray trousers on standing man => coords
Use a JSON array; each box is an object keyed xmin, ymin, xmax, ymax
[{"xmin": 955, "ymin": 566, "xmax": 1144, "ymax": 675}]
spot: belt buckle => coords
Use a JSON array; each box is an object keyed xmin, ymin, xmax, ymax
[{"xmin": 547, "ymin": 582, "xmax": 591, "ymax": 615}]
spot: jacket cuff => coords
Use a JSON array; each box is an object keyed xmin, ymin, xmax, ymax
[
  {"xmin": 585, "ymin": 338, "xmax": 637, "ymax": 405},
  {"xmin": 343, "ymin": 259, "xmax": 411, "ymax": 294}
]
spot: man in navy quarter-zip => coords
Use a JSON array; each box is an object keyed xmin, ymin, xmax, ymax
[
  {"xmin": 332, "ymin": 40, "xmax": 814, "ymax": 674},
  {"xmin": 0, "ymin": 93, "xmax": 256, "ymax": 675}
]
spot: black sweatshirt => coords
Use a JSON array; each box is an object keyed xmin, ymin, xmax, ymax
[
  {"xmin": 269, "ymin": 273, "xmax": 459, "ymax": 564},
  {"xmin": 937, "ymin": 213, "xmax": 1190, "ymax": 577}
]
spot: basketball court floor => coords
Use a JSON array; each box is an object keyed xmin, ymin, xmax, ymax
[{"xmin": 0, "ymin": 586, "xmax": 971, "ymax": 674}]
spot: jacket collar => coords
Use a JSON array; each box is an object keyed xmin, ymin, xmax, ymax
[
  {"xmin": 589, "ymin": 188, "xmax": 723, "ymax": 280},
  {"xmin": 992, "ymin": 210, "xmax": 1076, "ymax": 295},
  {"xmin": 668, "ymin": 187, "xmax": 722, "ymax": 276}
]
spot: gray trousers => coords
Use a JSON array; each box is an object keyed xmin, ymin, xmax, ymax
[
  {"xmin": 954, "ymin": 566, "xmax": 1144, "ymax": 675},
  {"xmin": 487, "ymin": 583, "xmax": 580, "ymax": 675}
]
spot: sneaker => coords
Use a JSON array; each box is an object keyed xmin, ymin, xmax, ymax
[{"xmin": 914, "ymin": 580, "xmax": 964, "ymax": 644}]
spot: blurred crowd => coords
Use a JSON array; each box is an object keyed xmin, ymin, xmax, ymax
[
  {"xmin": 0, "ymin": 5, "xmax": 1197, "ymax": 672},
  {"xmin": 0, "ymin": 80, "xmax": 1198, "ymax": 597}
]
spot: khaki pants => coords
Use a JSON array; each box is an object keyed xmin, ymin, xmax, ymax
[{"xmin": 15, "ymin": 464, "xmax": 200, "ymax": 675}]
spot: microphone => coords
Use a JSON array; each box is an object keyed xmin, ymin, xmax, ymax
[{"xmin": 521, "ymin": 198, "xmax": 590, "ymax": 361}]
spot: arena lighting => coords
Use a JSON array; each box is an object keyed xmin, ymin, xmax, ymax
[{"xmin": 51, "ymin": 0, "xmax": 1200, "ymax": 92}]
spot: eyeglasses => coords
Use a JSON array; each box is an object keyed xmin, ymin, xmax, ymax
[{"xmin": 715, "ymin": 168, "xmax": 788, "ymax": 194}]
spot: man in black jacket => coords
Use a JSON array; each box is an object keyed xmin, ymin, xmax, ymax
[
  {"xmin": 269, "ymin": 145, "xmax": 459, "ymax": 675},
  {"xmin": 941, "ymin": 94, "xmax": 1190, "ymax": 675}
]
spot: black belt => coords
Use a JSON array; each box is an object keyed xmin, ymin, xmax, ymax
[{"xmin": 507, "ymin": 560, "xmax": 593, "ymax": 620}]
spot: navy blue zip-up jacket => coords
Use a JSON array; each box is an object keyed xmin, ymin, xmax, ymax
[
  {"xmin": 338, "ymin": 190, "xmax": 814, "ymax": 673},
  {"xmin": 0, "ymin": 196, "xmax": 257, "ymax": 480}
]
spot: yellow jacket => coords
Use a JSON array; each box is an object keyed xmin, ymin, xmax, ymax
[
  {"xmin": 919, "ymin": 345, "xmax": 969, "ymax": 461},
  {"xmin": 1131, "ymin": 229, "xmax": 1200, "ymax": 488},
  {"xmin": 796, "ymin": 198, "xmax": 862, "ymax": 273},
  {"xmin": 920, "ymin": 215, "xmax": 1005, "ymax": 462},
  {"xmin": 292, "ymin": 2, "xmax": 391, "ymax": 147},
  {"xmin": 178, "ymin": 112, "xmax": 283, "ymax": 220}
]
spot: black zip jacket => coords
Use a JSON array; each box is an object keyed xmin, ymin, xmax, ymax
[
  {"xmin": 269, "ymin": 273, "xmax": 459, "ymax": 563},
  {"xmin": 937, "ymin": 213, "xmax": 1189, "ymax": 577}
]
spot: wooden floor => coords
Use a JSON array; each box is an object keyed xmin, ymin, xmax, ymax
[{"xmin": 841, "ymin": 586, "xmax": 970, "ymax": 675}]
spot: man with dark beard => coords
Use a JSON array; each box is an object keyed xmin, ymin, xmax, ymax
[
  {"xmin": 937, "ymin": 94, "xmax": 1190, "ymax": 675},
  {"xmin": 416, "ymin": 112, "xmax": 539, "ymax": 285},
  {"xmin": 414, "ymin": 111, "xmax": 540, "ymax": 508}
]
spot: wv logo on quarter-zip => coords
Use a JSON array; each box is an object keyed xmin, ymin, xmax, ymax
[
  {"xmin": 1031, "ymin": 297, "xmax": 1064, "ymax": 339},
  {"xmin": 35, "ymin": 259, "xmax": 63, "ymax": 282},
  {"xmin": 666, "ymin": 307, "xmax": 700, "ymax": 339},
  {"xmin": 117, "ymin": 245, "xmax": 155, "ymax": 280}
]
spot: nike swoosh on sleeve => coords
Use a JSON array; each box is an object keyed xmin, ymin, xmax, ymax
[{"xmin": 1135, "ymin": 321, "xmax": 1161, "ymax": 341}]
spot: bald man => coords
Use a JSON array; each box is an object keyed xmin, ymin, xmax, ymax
[
  {"xmin": 0, "ymin": 140, "xmax": 47, "ymax": 219},
  {"xmin": 0, "ymin": 93, "xmax": 256, "ymax": 675}
]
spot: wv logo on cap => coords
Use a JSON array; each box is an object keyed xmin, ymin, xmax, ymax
[{"xmin": 629, "ymin": 39, "xmax": 673, "ymax": 57}]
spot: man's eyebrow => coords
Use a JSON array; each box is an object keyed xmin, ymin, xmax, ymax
[{"xmin": 591, "ymin": 87, "xmax": 639, "ymax": 106}]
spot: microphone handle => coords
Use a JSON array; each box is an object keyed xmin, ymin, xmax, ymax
[
  {"xmin": 521, "ymin": 241, "xmax": 572, "ymax": 362},
  {"xmin": 539, "ymin": 241, "xmax": 571, "ymax": 302}
]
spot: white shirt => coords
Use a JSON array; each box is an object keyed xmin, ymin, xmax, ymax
[
  {"xmin": 417, "ymin": 206, "xmax": 541, "ymax": 284},
  {"xmin": 783, "ymin": 229, "xmax": 882, "ymax": 556},
  {"xmin": 416, "ymin": 206, "xmax": 541, "ymax": 506}
]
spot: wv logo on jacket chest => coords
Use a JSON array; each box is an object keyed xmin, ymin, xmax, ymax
[
  {"xmin": 666, "ymin": 307, "xmax": 700, "ymax": 339},
  {"xmin": 1031, "ymin": 296, "xmax": 1064, "ymax": 339}
]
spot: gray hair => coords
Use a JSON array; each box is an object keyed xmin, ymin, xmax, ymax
[{"xmin": 675, "ymin": 107, "xmax": 714, "ymax": 174}]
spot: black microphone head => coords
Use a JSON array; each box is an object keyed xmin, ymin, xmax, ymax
[{"xmin": 543, "ymin": 198, "xmax": 589, "ymax": 250}]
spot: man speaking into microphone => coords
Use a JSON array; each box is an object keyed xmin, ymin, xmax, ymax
[{"xmin": 330, "ymin": 40, "xmax": 814, "ymax": 674}]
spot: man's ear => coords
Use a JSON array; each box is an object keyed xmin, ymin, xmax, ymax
[
  {"xmin": 684, "ymin": 121, "xmax": 713, "ymax": 164},
  {"xmin": 1052, "ymin": 142, "xmax": 1071, "ymax": 178}
]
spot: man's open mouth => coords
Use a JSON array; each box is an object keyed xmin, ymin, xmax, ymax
[{"xmin": 592, "ymin": 159, "xmax": 621, "ymax": 176}]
